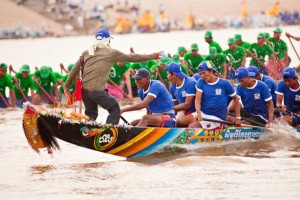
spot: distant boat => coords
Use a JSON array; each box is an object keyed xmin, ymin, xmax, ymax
[{"xmin": 23, "ymin": 104, "xmax": 268, "ymax": 158}]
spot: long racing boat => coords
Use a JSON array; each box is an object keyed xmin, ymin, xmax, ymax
[{"xmin": 23, "ymin": 104, "xmax": 266, "ymax": 158}]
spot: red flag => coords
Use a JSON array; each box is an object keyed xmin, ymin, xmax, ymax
[{"xmin": 74, "ymin": 80, "xmax": 82, "ymax": 101}]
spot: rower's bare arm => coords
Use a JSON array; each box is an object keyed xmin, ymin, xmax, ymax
[
  {"xmin": 195, "ymin": 90, "xmax": 202, "ymax": 120},
  {"xmin": 174, "ymin": 95, "xmax": 195, "ymax": 112},
  {"xmin": 276, "ymin": 94, "xmax": 285, "ymax": 111},
  {"xmin": 121, "ymin": 95, "xmax": 154, "ymax": 113},
  {"xmin": 266, "ymin": 100, "xmax": 274, "ymax": 124}
]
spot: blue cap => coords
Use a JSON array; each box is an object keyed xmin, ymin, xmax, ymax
[
  {"xmin": 246, "ymin": 66, "xmax": 259, "ymax": 77},
  {"xmin": 282, "ymin": 67, "xmax": 297, "ymax": 79},
  {"xmin": 95, "ymin": 28, "xmax": 113, "ymax": 40},
  {"xmin": 167, "ymin": 62, "xmax": 186, "ymax": 79},
  {"xmin": 133, "ymin": 68, "xmax": 150, "ymax": 80},
  {"xmin": 235, "ymin": 67, "xmax": 253, "ymax": 80},
  {"xmin": 198, "ymin": 61, "xmax": 217, "ymax": 73}
]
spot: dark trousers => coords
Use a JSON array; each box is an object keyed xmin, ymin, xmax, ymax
[{"xmin": 82, "ymin": 89, "xmax": 120, "ymax": 124}]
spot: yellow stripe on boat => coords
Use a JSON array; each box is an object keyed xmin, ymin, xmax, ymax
[
  {"xmin": 116, "ymin": 128, "xmax": 169, "ymax": 157},
  {"xmin": 108, "ymin": 128, "xmax": 155, "ymax": 154}
]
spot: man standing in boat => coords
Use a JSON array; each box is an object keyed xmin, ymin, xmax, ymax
[
  {"xmin": 275, "ymin": 67, "xmax": 300, "ymax": 126},
  {"xmin": 229, "ymin": 67, "xmax": 274, "ymax": 126},
  {"xmin": 167, "ymin": 62, "xmax": 197, "ymax": 127},
  {"xmin": 64, "ymin": 28, "xmax": 161, "ymax": 124},
  {"xmin": 194, "ymin": 61, "xmax": 241, "ymax": 129},
  {"xmin": 121, "ymin": 68, "xmax": 176, "ymax": 127}
]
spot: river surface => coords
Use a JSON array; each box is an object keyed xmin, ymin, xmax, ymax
[{"xmin": 1, "ymin": 26, "xmax": 300, "ymax": 200}]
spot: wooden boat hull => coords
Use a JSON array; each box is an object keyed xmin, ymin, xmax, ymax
[{"xmin": 22, "ymin": 105, "xmax": 264, "ymax": 158}]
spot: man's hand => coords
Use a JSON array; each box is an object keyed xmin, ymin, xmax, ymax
[{"xmin": 64, "ymin": 89, "xmax": 73, "ymax": 105}]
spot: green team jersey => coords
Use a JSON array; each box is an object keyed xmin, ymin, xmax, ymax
[
  {"xmin": 52, "ymin": 71, "xmax": 63, "ymax": 80},
  {"xmin": 108, "ymin": 63, "xmax": 130, "ymax": 86},
  {"xmin": 184, "ymin": 52, "xmax": 204, "ymax": 73},
  {"xmin": 34, "ymin": 70, "xmax": 57, "ymax": 94},
  {"xmin": 239, "ymin": 41, "xmax": 251, "ymax": 50},
  {"xmin": 130, "ymin": 60, "xmax": 158, "ymax": 87},
  {"xmin": 150, "ymin": 64, "xmax": 169, "ymax": 84},
  {"xmin": 223, "ymin": 46, "xmax": 246, "ymax": 69},
  {"xmin": 0, "ymin": 74, "xmax": 13, "ymax": 97},
  {"xmin": 58, "ymin": 75, "xmax": 76, "ymax": 94},
  {"xmin": 249, "ymin": 43, "xmax": 274, "ymax": 69},
  {"xmin": 205, "ymin": 54, "xmax": 226, "ymax": 74},
  {"xmin": 14, "ymin": 72, "xmax": 35, "ymax": 99},
  {"xmin": 268, "ymin": 38, "xmax": 287, "ymax": 59},
  {"xmin": 209, "ymin": 40, "xmax": 223, "ymax": 53}
]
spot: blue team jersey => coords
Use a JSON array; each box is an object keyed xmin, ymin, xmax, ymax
[
  {"xmin": 261, "ymin": 75, "xmax": 277, "ymax": 105},
  {"xmin": 196, "ymin": 78, "xmax": 236, "ymax": 120},
  {"xmin": 275, "ymin": 80, "xmax": 300, "ymax": 112},
  {"xmin": 170, "ymin": 77, "xmax": 196, "ymax": 112},
  {"xmin": 237, "ymin": 80, "xmax": 272, "ymax": 119},
  {"xmin": 138, "ymin": 80, "xmax": 174, "ymax": 113}
]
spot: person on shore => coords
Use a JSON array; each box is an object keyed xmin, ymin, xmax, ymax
[
  {"xmin": 121, "ymin": 68, "xmax": 175, "ymax": 127},
  {"xmin": 183, "ymin": 43, "xmax": 204, "ymax": 76},
  {"xmin": 193, "ymin": 61, "xmax": 241, "ymax": 129},
  {"xmin": 205, "ymin": 47, "xmax": 227, "ymax": 78},
  {"xmin": 204, "ymin": 30, "xmax": 223, "ymax": 53},
  {"xmin": 64, "ymin": 28, "xmax": 161, "ymax": 124},
  {"xmin": 167, "ymin": 62, "xmax": 197, "ymax": 127},
  {"xmin": 275, "ymin": 67, "xmax": 300, "ymax": 126},
  {"xmin": 223, "ymin": 38, "xmax": 246, "ymax": 80},
  {"xmin": 0, "ymin": 63, "xmax": 16, "ymax": 107},
  {"xmin": 286, "ymin": 32, "xmax": 300, "ymax": 41},
  {"xmin": 13, "ymin": 64, "xmax": 35, "ymax": 107},
  {"xmin": 230, "ymin": 67, "xmax": 274, "ymax": 126},
  {"xmin": 32, "ymin": 66, "xmax": 58, "ymax": 105}
]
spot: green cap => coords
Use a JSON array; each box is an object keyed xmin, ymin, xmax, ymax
[
  {"xmin": 191, "ymin": 43, "xmax": 198, "ymax": 50},
  {"xmin": 0, "ymin": 63, "xmax": 8, "ymax": 69},
  {"xmin": 257, "ymin": 33, "xmax": 264, "ymax": 38},
  {"xmin": 21, "ymin": 64, "xmax": 30, "ymax": 72},
  {"xmin": 274, "ymin": 27, "xmax": 282, "ymax": 33},
  {"xmin": 234, "ymin": 34, "xmax": 242, "ymax": 40},
  {"xmin": 40, "ymin": 66, "xmax": 50, "ymax": 78},
  {"xmin": 205, "ymin": 30, "xmax": 212, "ymax": 37},
  {"xmin": 228, "ymin": 38, "xmax": 236, "ymax": 44},
  {"xmin": 67, "ymin": 64, "xmax": 74, "ymax": 71},
  {"xmin": 178, "ymin": 46, "xmax": 186, "ymax": 53},
  {"xmin": 209, "ymin": 47, "xmax": 217, "ymax": 56},
  {"xmin": 264, "ymin": 32, "xmax": 270, "ymax": 38},
  {"xmin": 160, "ymin": 57, "xmax": 171, "ymax": 65},
  {"xmin": 172, "ymin": 54, "xmax": 180, "ymax": 63}
]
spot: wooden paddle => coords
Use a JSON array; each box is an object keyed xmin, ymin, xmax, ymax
[
  {"xmin": 33, "ymin": 79, "xmax": 57, "ymax": 104},
  {"xmin": 121, "ymin": 116, "xmax": 130, "ymax": 125},
  {"xmin": 202, "ymin": 117, "xmax": 267, "ymax": 129},
  {"xmin": 287, "ymin": 37, "xmax": 300, "ymax": 61},
  {"xmin": 12, "ymin": 77, "xmax": 29, "ymax": 101},
  {"xmin": 228, "ymin": 113, "xmax": 265, "ymax": 127}
]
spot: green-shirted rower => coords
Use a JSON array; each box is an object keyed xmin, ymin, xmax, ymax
[
  {"xmin": 107, "ymin": 62, "xmax": 132, "ymax": 100},
  {"xmin": 234, "ymin": 34, "xmax": 251, "ymax": 50},
  {"xmin": 0, "ymin": 63, "xmax": 16, "ymax": 107},
  {"xmin": 13, "ymin": 64, "xmax": 35, "ymax": 107},
  {"xmin": 205, "ymin": 47, "xmax": 227, "ymax": 78},
  {"xmin": 223, "ymin": 38, "xmax": 246, "ymax": 79},
  {"xmin": 204, "ymin": 30, "xmax": 223, "ymax": 53},
  {"xmin": 248, "ymin": 33, "xmax": 276, "ymax": 76},
  {"xmin": 183, "ymin": 43, "xmax": 205, "ymax": 75},
  {"xmin": 32, "ymin": 66, "xmax": 59, "ymax": 105}
]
